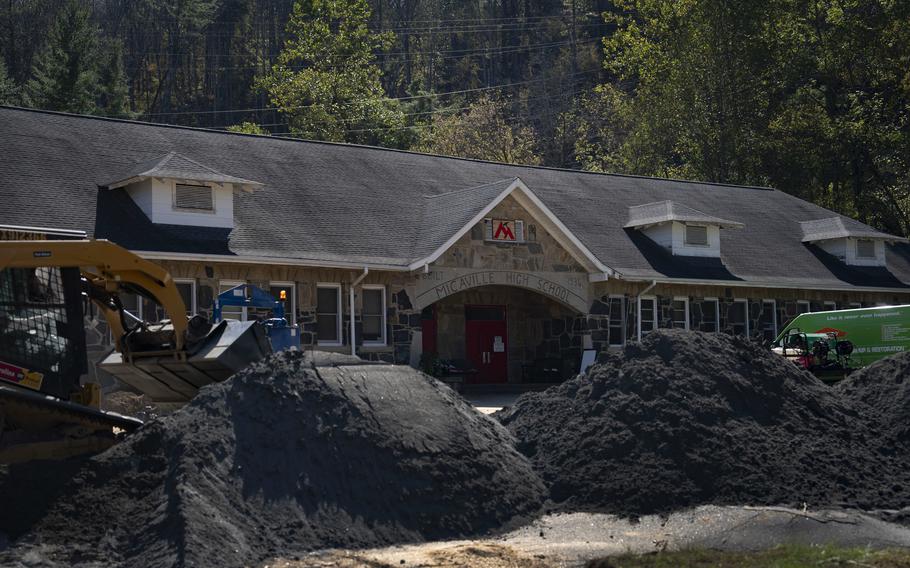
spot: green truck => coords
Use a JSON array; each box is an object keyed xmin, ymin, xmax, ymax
[{"xmin": 771, "ymin": 305, "xmax": 910, "ymax": 378}]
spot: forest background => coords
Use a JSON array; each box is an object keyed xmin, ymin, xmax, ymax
[{"xmin": 1, "ymin": 0, "xmax": 908, "ymax": 236}]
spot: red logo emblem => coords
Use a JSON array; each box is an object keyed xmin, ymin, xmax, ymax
[
  {"xmin": 815, "ymin": 327, "xmax": 847, "ymax": 337},
  {"xmin": 492, "ymin": 220, "xmax": 516, "ymax": 241}
]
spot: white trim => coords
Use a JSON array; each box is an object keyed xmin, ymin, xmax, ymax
[
  {"xmin": 218, "ymin": 280, "xmax": 247, "ymax": 321},
  {"xmin": 619, "ymin": 276, "xmax": 910, "ymax": 294},
  {"xmin": 732, "ymin": 298, "xmax": 749, "ymax": 336},
  {"xmin": 823, "ymin": 300, "xmax": 837, "ymax": 311},
  {"xmin": 134, "ymin": 250, "xmax": 408, "ymax": 271},
  {"xmin": 361, "ymin": 284, "xmax": 387, "ymax": 346},
  {"xmin": 672, "ymin": 296, "xmax": 689, "ymax": 330},
  {"xmin": 607, "ymin": 294, "xmax": 625, "ymax": 346},
  {"xmin": 699, "ymin": 297, "xmax": 720, "ymax": 332},
  {"xmin": 269, "ymin": 281, "xmax": 296, "ymax": 324},
  {"xmin": 173, "ymin": 278, "xmax": 197, "ymax": 315},
  {"xmin": 797, "ymin": 300, "xmax": 811, "ymax": 314},
  {"xmin": 316, "ymin": 283, "xmax": 343, "ymax": 346},
  {"xmin": 849, "ymin": 302, "xmax": 862, "ymax": 308},
  {"xmin": 637, "ymin": 295, "xmax": 658, "ymax": 340},
  {"xmin": 129, "ymin": 249, "xmax": 910, "ymax": 294},
  {"xmin": 406, "ymin": 178, "xmax": 617, "ymax": 276}
]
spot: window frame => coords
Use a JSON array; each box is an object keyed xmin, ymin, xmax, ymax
[
  {"xmin": 173, "ymin": 278, "xmax": 197, "ymax": 316},
  {"xmin": 855, "ymin": 238, "xmax": 876, "ymax": 259},
  {"xmin": 269, "ymin": 281, "xmax": 296, "ymax": 324},
  {"xmin": 760, "ymin": 299, "xmax": 777, "ymax": 340},
  {"xmin": 796, "ymin": 300, "xmax": 811, "ymax": 314},
  {"xmin": 316, "ymin": 283, "xmax": 343, "ymax": 347},
  {"xmin": 730, "ymin": 298, "xmax": 749, "ymax": 336},
  {"xmin": 172, "ymin": 182, "xmax": 216, "ymax": 214},
  {"xmin": 637, "ymin": 295, "xmax": 658, "ymax": 340},
  {"xmin": 361, "ymin": 284, "xmax": 387, "ymax": 346},
  {"xmin": 671, "ymin": 296, "xmax": 690, "ymax": 330},
  {"xmin": 696, "ymin": 297, "xmax": 720, "ymax": 332},
  {"xmin": 823, "ymin": 301, "xmax": 837, "ymax": 312},
  {"xmin": 684, "ymin": 224, "xmax": 710, "ymax": 247},
  {"xmin": 607, "ymin": 294, "xmax": 625, "ymax": 347}
]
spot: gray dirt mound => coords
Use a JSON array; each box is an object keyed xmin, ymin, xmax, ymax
[
  {"xmin": 2, "ymin": 350, "xmax": 545, "ymax": 568},
  {"xmin": 496, "ymin": 329, "xmax": 910, "ymax": 517},
  {"xmin": 837, "ymin": 351, "xmax": 910, "ymax": 445}
]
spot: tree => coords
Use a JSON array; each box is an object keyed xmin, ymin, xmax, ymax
[
  {"xmin": 24, "ymin": 0, "xmax": 100, "ymax": 114},
  {"xmin": 227, "ymin": 121, "xmax": 270, "ymax": 135},
  {"xmin": 259, "ymin": 0, "xmax": 406, "ymax": 146},
  {"xmin": 416, "ymin": 96, "xmax": 541, "ymax": 165},
  {"xmin": 97, "ymin": 39, "xmax": 131, "ymax": 117},
  {"xmin": 0, "ymin": 59, "xmax": 17, "ymax": 104}
]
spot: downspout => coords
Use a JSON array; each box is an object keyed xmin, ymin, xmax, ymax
[
  {"xmin": 636, "ymin": 280, "xmax": 658, "ymax": 341},
  {"xmin": 350, "ymin": 267, "xmax": 369, "ymax": 356}
]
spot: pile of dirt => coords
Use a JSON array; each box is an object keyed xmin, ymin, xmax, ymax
[
  {"xmin": 3, "ymin": 350, "xmax": 544, "ymax": 568},
  {"xmin": 496, "ymin": 329, "xmax": 910, "ymax": 517},
  {"xmin": 837, "ymin": 351, "xmax": 910, "ymax": 445}
]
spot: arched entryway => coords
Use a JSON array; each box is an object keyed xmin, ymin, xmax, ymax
[{"xmin": 420, "ymin": 285, "xmax": 585, "ymax": 385}]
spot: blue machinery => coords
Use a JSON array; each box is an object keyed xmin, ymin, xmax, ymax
[{"xmin": 212, "ymin": 284, "xmax": 300, "ymax": 351}]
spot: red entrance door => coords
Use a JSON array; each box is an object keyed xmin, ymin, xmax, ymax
[{"xmin": 465, "ymin": 305, "xmax": 507, "ymax": 383}]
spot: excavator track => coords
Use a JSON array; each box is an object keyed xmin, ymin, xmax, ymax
[{"xmin": 0, "ymin": 384, "xmax": 143, "ymax": 464}]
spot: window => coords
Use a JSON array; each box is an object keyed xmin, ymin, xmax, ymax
[
  {"xmin": 465, "ymin": 305, "xmax": 506, "ymax": 320},
  {"xmin": 219, "ymin": 281, "xmax": 246, "ymax": 321},
  {"xmin": 316, "ymin": 284, "xmax": 342, "ymax": 345},
  {"xmin": 759, "ymin": 300, "xmax": 777, "ymax": 341},
  {"xmin": 685, "ymin": 225, "xmax": 709, "ymax": 246},
  {"xmin": 174, "ymin": 184, "xmax": 214, "ymax": 211},
  {"xmin": 856, "ymin": 239, "xmax": 876, "ymax": 259},
  {"xmin": 695, "ymin": 298, "xmax": 719, "ymax": 332},
  {"xmin": 671, "ymin": 297, "xmax": 689, "ymax": 329},
  {"xmin": 728, "ymin": 299, "xmax": 749, "ymax": 336},
  {"xmin": 141, "ymin": 279, "xmax": 196, "ymax": 321},
  {"xmin": 849, "ymin": 302, "xmax": 862, "ymax": 309},
  {"xmin": 638, "ymin": 296, "xmax": 657, "ymax": 339},
  {"xmin": 607, "ymin": 296, "xmax": 625, "ymax": 346},
  {"xmin": 796, "ymin": 301, "xmax": 811, "ymax": 314},
  {"xmin": 823, "ymin": 301, "xmax": 836, "ymax": 312},
  {"xmin": 362, "ymin": 286, "xmax": 386, "ymax": 345},
  {"xmin": 269, "ymin": 282, "xmax": 296, "ymax": 324}
]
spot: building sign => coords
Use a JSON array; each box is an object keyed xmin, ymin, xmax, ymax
[
  {"xmin": 486, "ymin": 219, "xmax": 524, "ymax": 243},
  {"xmin": 415, "ymin": 267, "xmax": 589, "ymax": 313}
]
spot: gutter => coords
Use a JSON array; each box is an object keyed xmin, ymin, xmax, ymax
[
  {"xmin": 350, "ymin": 268, "xmax": 369, "ymax": 356},
  {"xmin": 133, "ymin": 250, "xmax": 407, "ymax": 272},
  {"xmin": 620, "ymin": 276, "xmax": 910, "ymax": 295}
]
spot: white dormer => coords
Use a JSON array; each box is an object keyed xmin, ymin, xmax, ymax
[
  {"xmin": 624, "ymin": 201, "xmax": 744, "ymax": 258},
  {"xmin": 101, "ymin": 152, "xmax": 263, "ymax": 228},
  {"xmin": 800, "ymin": 217, "xmax": 907, "ymax": 267}
]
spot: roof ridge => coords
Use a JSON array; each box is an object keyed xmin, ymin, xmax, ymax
[
  {"xmin": 0, "ymin": 105, "xmax": 777, "ymax": 192},
  {"xmin": 422, "ymin": 177, "xmax": 518, "ymax": 199}
]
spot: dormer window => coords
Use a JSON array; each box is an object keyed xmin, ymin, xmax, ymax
[
  {"xmin": 799, "ymin": 217, "xmax": 907, "ymax": 268},
  {"xmin": 174, "ymin": 184, "xmax": 214, "ymax": 212},
  {"xmin": 101, "ymin": 151, "xmax": 262, "ymax": 229},
  {"xmin": 625, "ymin": 201, "xmax": 744, "ymax": 258},
  {"xmin": 684, "ymin": 225, "xmax": 709, "ymax": 246},
  {"xmin": 856, "ymin": 239, "xmax": 875, "ymax": 259}
]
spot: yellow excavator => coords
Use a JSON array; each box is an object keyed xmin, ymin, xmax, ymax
[{"xmin": 0, "ymin": 238, "xmax": 272, "ymax": 463}]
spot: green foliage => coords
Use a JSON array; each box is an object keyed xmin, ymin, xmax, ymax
[
  {"xmin": 22, "ymin": 0, "xmax": 131, "ymax": 116},
  {"xmin": 0, "ymin": 59, "xmax": 17, "ymax": 104},
  {"xmin": 259, "ymin": 0, "xmax": 406, "ymax": 146},
  {"xmin": 594, "ymin": 544, "xmax": 910, "ymax": 567},
  {"xmin": 24, "ymin": 0, "xmax": 100, "ymax": 114},
  {"xmin": 416, "ymin": 95, "xmax": 541, "ymax": 165},
  {"xmin": 227, "ymin": 121, "xmax": 270, "ymax": 135},
  {"xmin": 584, "ymin": 0, "xmax": 910, "ymax": 236}
]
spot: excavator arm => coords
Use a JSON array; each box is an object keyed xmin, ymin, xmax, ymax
[{"xmin": 0, "ymin": 239, "xmax": 189, "ymax": 352}]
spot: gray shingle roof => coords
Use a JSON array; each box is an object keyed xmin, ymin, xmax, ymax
[
  {"xmin": 625, "ymin": 200, "xmax": 745, "ymax": 229},
  {"xmin": 1, "ymin": 106, "xmax": 909, "ymax": 290},
  {"xmin": 103, "ymin": 151, "xmax": 263, "ymax": 189},
  {"xmin": 800, "ymin": 216, "xmax": 907, "ymax": 243}
]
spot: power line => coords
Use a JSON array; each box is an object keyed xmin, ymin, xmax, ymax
[{"xmin": 139, "ymin": 68, "xmax": 598, "ymax": 119}]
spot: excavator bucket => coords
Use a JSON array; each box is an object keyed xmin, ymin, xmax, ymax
[{"xmin": 99, "ymin": 319, "xmax": 272, "ymax": 408}]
